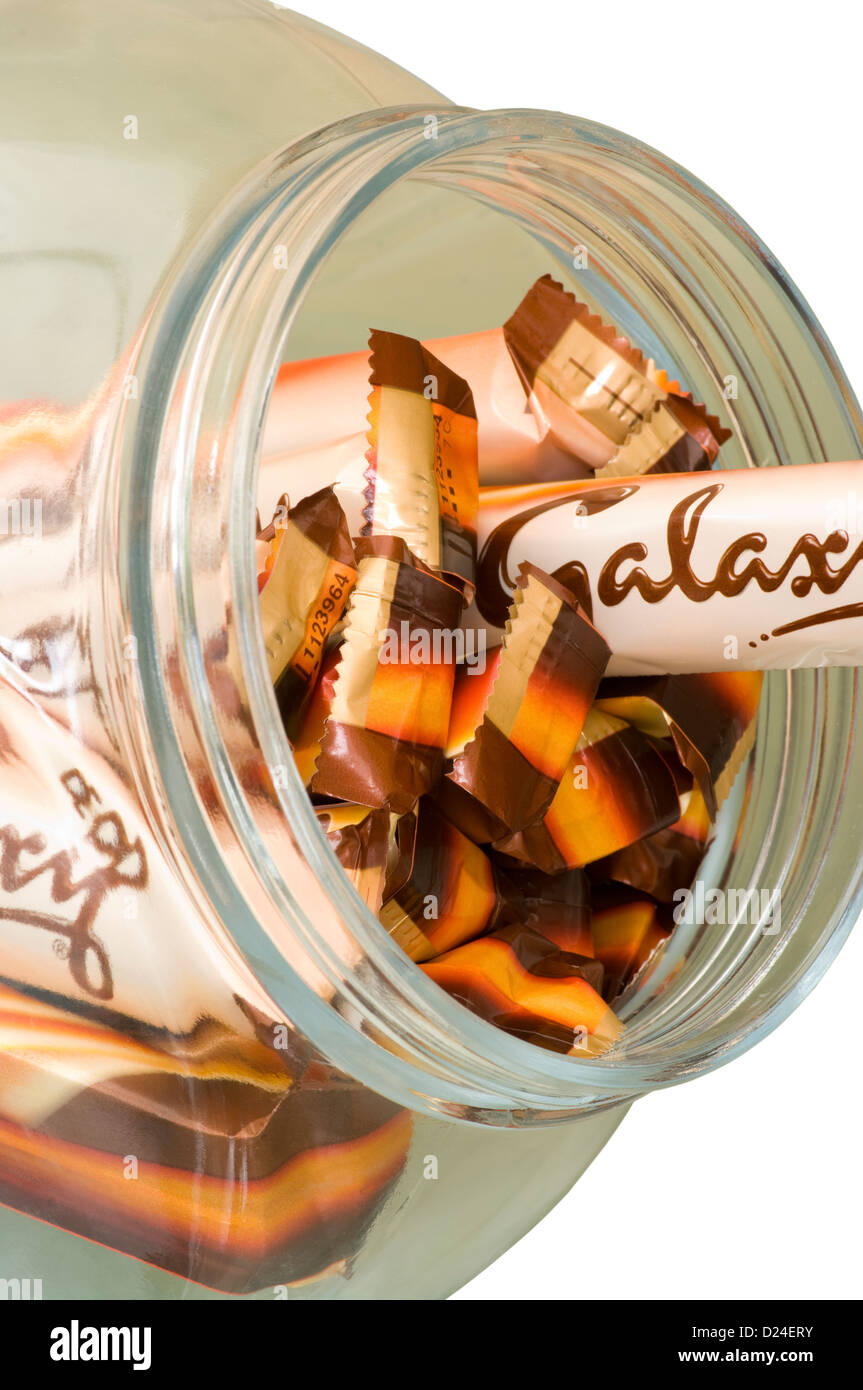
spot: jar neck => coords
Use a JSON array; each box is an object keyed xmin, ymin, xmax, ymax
[{"xmin": 108, "ymin": 105, "xmax": 863, "ymax": 1122}]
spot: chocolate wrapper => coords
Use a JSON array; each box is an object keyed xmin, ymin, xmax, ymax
[
  {"xmin": 364, "ymin": 330, "xmax": 478, "ymax": 595},
  {"xmin": 503, "ymin": 275, "xmax": 663, "ymax": 468},
  {"xmin": 291, "ymin": 645, "xmax": 341, "ymax": 787},
  {"xmin": 591, "ymin": 785, "xmax": 713, "ymax": 902},
  {"xmin": 495, "ymin": 708, "xmax": 682, "ymax": 872},
  {"xmin": 498, "ymin": 866, "xmax": 594, "ymax": 957},
  {"xmin": 421, "ymin": 924, "xmax": 620, "ymax": 1056},
  {"xmin": 311, "ymin": 537, "xmax": 464, "ymax": 813},
  {"xmin": 594, "ymin": 372, "xmax": 730, "ymax": 480},
  {"xmin": 448, "ymin": 564, "xmax": 610, "ymax": 832},
  {"xmin": 595, "ymin": 671, "xmax": 763, "ymax": 818},
  {"xmin": 590, "ymin": 885, "xmax": 671, "ymax": 1002},
  {"xmin": 263, "ymin": 325, "xmax": 588, "ymax": 491},
  {"xmin": 0, "ymin": 981, "xmax": 412, "ymax": 1293},
  {"xmin": 378, "ymin": 799, "xmax": 507, "ymax": 962},
  {"xmin": 474, "ymin": 461, "xmax": 863, "ymax": 674},
  {"xmin": 258, "ymin": 486, "xmax": 357, "ymax": 728},
  {"xmin": 316, "ymin": 803, "xmax": 395, "ymax": 916}
]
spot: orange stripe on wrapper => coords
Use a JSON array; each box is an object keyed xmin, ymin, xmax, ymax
[
  {"xmin": 379, "ymin": 800, "xmax": 503, "ymax": 961},
  {"xmin": 421, "ymin": 924, "xmax": 620, "ymax": 1057},
  {"xmin": 495, "ymin": 709, "xmax": 682, "ymax": 872}
]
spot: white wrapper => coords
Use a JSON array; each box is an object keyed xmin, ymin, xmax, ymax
[{"xmin": 469, "ymin": 463, "xmax": 863, "ymax": 675}]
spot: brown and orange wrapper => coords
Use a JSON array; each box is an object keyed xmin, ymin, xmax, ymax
[
  {"xmin": 421, "ymin": 923, "xmax": 620, "ymax": 1057},
  {"xmin": 498, "ymin": 865, "xmax": 594, "ymax": 958},
  {"xmin": 311, "ymin": 536, "xmax": 464, "ymax": 814},
  {"xmin": 364, "ymin": 329, "xmax": 478, "ymax": 596},
  {"xmin": 316, "ymin": 803, "xmax": 395, "ymax": 916},
  {"xmin": 448, "ymin": 563, "xmax": 610, "ymax": 833},
  {"xmin": 378, "ymin": 799, "xmax": 510, "ymax": 962},
  {"xmin": 591, "ymin": 784, "xmax": 713, "ymax": 903},
  {"xmin": 495, "ymin": 707, "xmax": 683, "ymax": 873},
  {"xmin": 595, "ymin": 671, "xmax": 763, "ymax": 818},
  {"xmin": 590, "ymin": 885, "xmax": 672, "ymax": 1002},
  {"xmin": 258, "ymin": 486, "xmax": 357, "ymax": 733}
]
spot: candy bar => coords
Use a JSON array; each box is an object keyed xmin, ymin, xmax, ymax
[
  {"xmin": 495, "ymin": 708, "xmax": 682, "ymax": 872},
  {"xmin": 591, "ymin": 785, "xmax": 713, "ymax": 902},
  {"xmin": 590, "ymin": 885, "xmax": 671, "ymax": 1001},
  {"xmin": 475, "ymin": 461, "xmax": 863, "ymax": 674},
  {"xmin": 291, "ymin": 644, "xmax": 341, "ymax": 786},
  {"xmin": 311, "ymin": 537, "xmax": 464, "ymax": 813},
  {"xmin": 364, "ymin": 329, "xmax": 478, "ymax": 594},
  {"xmin": 258, "ymin": 486, "xmax": 357, "ymax": 731},
  {"xmin": 316, "ymin": 803, "xmax": 394, "ymax": 915},
  {"xmin": 499, "ymin": 866, "xmax": 594, "ymax": 957},
  {"xmin": 595, "ymin": 671, "xmax": 763, "ymax": 817},
  {"xmin": 421, "ymin": 923, "xmax": 620, "ymax": 1056},
  {"xmin": 378, "ymin": 799, "xmax": 507, "ymax": 961},
  {"xmin": 262, "ymin": 277, "xmax": 729, "ymax": 491},
  {"xmin": 447, "ymin": 564, "xmax": 610, "ymax": 832},
  {"xmin": 0, "ymin": 982, "xmax": 411, "ymax": 1293}
]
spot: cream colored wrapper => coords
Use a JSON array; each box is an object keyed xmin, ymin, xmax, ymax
[{"xmin": 469, "ymin": 463, "xmax": 863, "ymax": 674}]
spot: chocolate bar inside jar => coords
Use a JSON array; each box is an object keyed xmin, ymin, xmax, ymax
[{"xmin": 1, "ymin": 0, "xmax": 860, "ymax": 1303}]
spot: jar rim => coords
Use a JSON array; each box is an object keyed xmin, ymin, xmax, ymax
[{"xmin": 116, "ymin": 104, "xmax": 863, "ymax": 1122}]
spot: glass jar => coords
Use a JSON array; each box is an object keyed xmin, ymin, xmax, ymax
[{"xmin": 0, "ymin": 0, "xmax": 860, "ymax": 1301}]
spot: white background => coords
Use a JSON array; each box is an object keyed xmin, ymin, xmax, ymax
[{"xmin": 286, "ymin": 0, "xmax": 863, "ymax": 1300}]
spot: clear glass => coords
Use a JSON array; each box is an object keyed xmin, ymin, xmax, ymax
[{"xmin": 0, "ymin": 0, "xmax": 860, "ymax": 1299}]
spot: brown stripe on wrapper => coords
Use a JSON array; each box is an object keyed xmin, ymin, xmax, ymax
[
  {"xmin": 364, "ymin": 329, "xmax": 478, "ymax": 595},
  {"xmin": 448, "ymin": 563, "xmax": 610, "ymax": 832},
  {"xmin": 421, "ymin": 923, "xmax": 619, "ymax": 1057},
  {"xmin": 595, "ymin": 671, "xmax": 763, "ymax": 818},
  {"xmin": 312, "ymin": 536, "xmax": 463, "ymax": 814},
  {"xmin": 316, "ymin": 803, "xmax": 395, "ymax": 916},
  {"xmin": 291, "ymin": 645, "xmax": 341, "ymax": 787},
  {"xmin": 503, "ymin": 275, "xmax": 663, "ymax": 464},
  {"xmin": 495, "ymin": 709, "xmax": 682, "ymax": 873},
  {"xmin": 259, "ymin": 487, "xmax": 357, "ymax": 735},
  {"xmin": 378, "ymin": 799, "xmax": 506, "ymax": 962}
]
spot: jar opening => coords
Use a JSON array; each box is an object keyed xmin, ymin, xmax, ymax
[{"xmin": 117, "ymin": 105, "xmax": 863, "ymax": 1122}]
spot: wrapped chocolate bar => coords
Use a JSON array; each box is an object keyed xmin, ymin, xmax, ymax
[
  {"xmin": 499, "ymin": 866, "xmax": 594, "ymax": 957},
  {"xmin": 312, "ymin": 537, "xmax": 463, "ymax": 813},
  {"xmin": 263, "ymin": 277, "xmax": 728, "ymax": 493},
  {"xmin": 591, "ymin": 886, "xmax": 672, "ymax": 1002},
  {"xmin": 316, "ymin": 803, "xmax": 395, "ymax": 915},
  {"xmin": 364, "ymin": 329, "xmax": 478, "ymax": 595},
  {"xmin": 591, "ymin": 786, "xmax": 713, "ymax": 902},
  {"xmin": 378, "ymin": 799, "xmax": 508, "ymax": 962},
  {"xmin": 475, "ymin": 461, "xmax": 863, "ymax": 674},
  {"xmin": 448, "ymin": 563, "xmax": 610, "ymax": 832},
  {"xmin": 504, "ymin": 275, "xmax": 688, "ymax": 473},
  {"xmin": 292, "ymin": 645, "xmax": 341, "ymax": 787},
  {"xmin": 258, "ymin": 486, "xmax": 357, "ymax": 731},
  {"xmin": 0, "ymin": 981, "xmax": 412, "ymax": 1293},
  {"xmin": 495, "ymin": 708, "xmax": 682, "ymax": 873},
  {"xmin": 421, "ymin": 923, "xmax": 619, "ymax": 1057},
  {"xmin": 596, "ymin": 672, "xmax": 763, "ymax": 817}
]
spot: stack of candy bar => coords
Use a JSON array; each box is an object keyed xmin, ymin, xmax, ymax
[{"xmin": 258, "ymin": 275, "xmax": 783, "ymax": 1059}]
